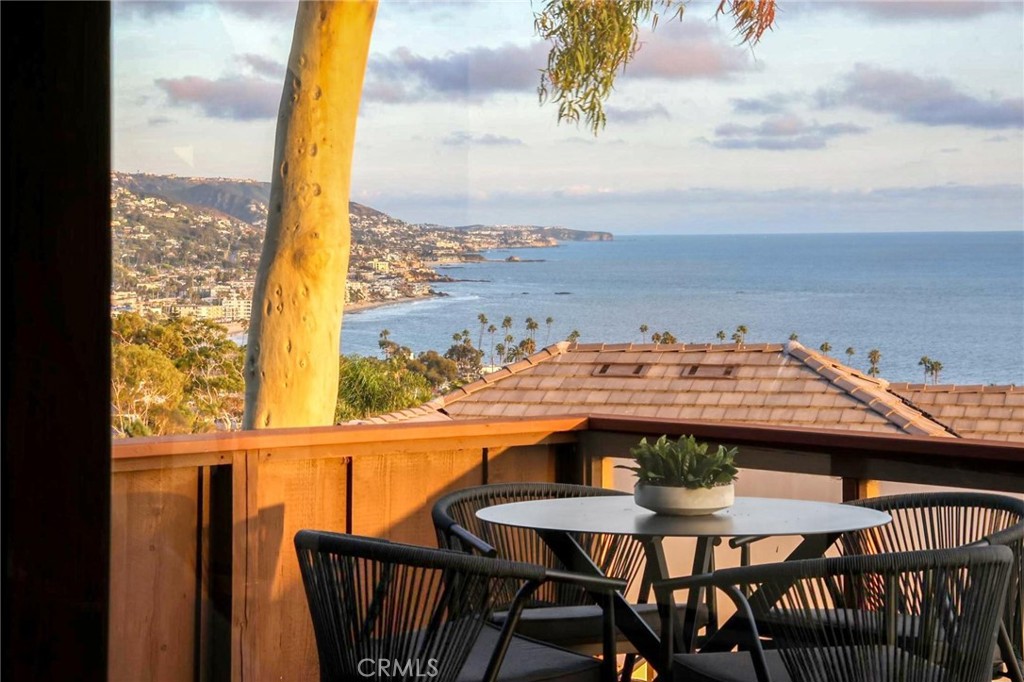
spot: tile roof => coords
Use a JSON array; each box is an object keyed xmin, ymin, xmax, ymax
[
  {"xmin": 375, "ymin": 340, "xmax": 966, "ymax": 438},
  {"xmin": 889, "ymin": 384, "xmax": 1024, "ymax": 442}
]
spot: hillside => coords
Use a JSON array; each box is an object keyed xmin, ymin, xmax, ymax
[
  {"xmin": 118, "ymin": 173, "xmax": 388, "ymax": 227},
  {"xmin": 111, "ymin": 171, "xmax": 615, "ymax": 322}
]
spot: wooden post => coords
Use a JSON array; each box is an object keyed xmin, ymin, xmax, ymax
[{"xmin": 842, "ymin": 477, "xmax": 880, "ymax": 502}]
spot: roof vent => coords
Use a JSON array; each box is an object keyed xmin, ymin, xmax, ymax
[
  {"xmin": 682, "ymin": 364, "xmax": 736, "ymax": 378},
  {"xmin": 593, "ymin": 364, "xmax": 649, "ymax": 378}
]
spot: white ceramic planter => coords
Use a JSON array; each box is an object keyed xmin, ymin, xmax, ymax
[{"xmin": 634, "ymin": 483, "xmax": 735, "ymax": 516}]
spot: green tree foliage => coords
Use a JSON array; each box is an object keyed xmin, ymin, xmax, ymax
[
  {"xmin": 335, "ymin": 355, "xmax": 433, "ymax": 422},
  {"xmin": 111, "ymin": 312, "xmax": 244, "ymax": 435},
  {"xmin": 535, "ymin": 0, "xmax": 776, "ymax": 134},
  {"xmin": 406, "ymin": 350, "xmax": 460, "ymax": 390},
  {"xmin": 819, "ymin": 341, "xmax": 833, "ymax": 355},
  {"xmin": 444, "ymin": 332, "xmax": 485, "ymax": 378},
  {"xmin": 111, "ymin": 344, "xmax": 188, "ymax": 437}
]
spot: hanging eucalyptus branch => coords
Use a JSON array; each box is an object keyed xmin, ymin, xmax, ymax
[{"xmin": 535, "ymin": 0, "xmax": 777, "ymax": 134}]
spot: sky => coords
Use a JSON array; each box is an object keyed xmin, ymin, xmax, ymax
[{"xmin": 113, "ymin": 0, "xmax": 1024, "ymax": 234}]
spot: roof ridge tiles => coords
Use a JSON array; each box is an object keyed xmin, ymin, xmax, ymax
[
  {"xmin": 892, "ymin": 383, "xmax": 1022, "ymax": 393},
  {"xmin": 784, "ymin": 339, "xmax": 954, "ymax": 437}
]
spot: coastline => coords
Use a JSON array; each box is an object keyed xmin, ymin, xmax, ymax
[
  {"xmin": 223, "ymin": 294, "xmax": 444, "ymax": 340},
  {"xmin": 345, "ymin": 294, "xmax": 444, "ymax": 315}
]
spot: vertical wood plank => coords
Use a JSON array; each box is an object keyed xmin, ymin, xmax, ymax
[
  {"xmin": 231, "ymin": 452, "xmax": 259, "ymax": 682},
  {"xmin": 109, "ymin": 469, "xmax": 199, "ymax": 682},
  {"xmin": 351, "ymin": 449, "xmax": 483, "ymax": 545},
  {"xmin": 197, "ymin": 467, "xmax": 212, "ymax": 682},
  {"xmin": 253, "ymin": 455, "xmax": 348, "ymax": 682},
  {"xmin": 487, "ymin": 445, "xmax": 556, "ymax": 484}
]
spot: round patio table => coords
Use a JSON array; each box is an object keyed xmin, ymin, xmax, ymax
[{"xmin": 477, "ymin": 496, "xmax": 890, "ymax": 674}]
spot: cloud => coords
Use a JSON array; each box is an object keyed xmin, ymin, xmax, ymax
[
  {"xmin": 442, "ymin": 131, "xmax": 525, "ymax": 147},
  {"xmin": 155, "ymin": 75, "xmax": 279, "ymax": 120},
  {"xmin": 216, "ymin": 1, "xmax": 296, "ymax": 20},
  {"xmin": 114, "ymin": 0, "xmax": 296, "ymax": 20},
  {"xmin": 147, "ymin": 115, "xmax": 175, "ymax": 126},
  {"xmin": 731, "ymin": 93, "xmax": 793, "ymax": 115},
  {"xmin": 605, "ymin": 103, "xmax": 671, "ymax": 124},
  {"xmin": 624, "ymin": 22, "xmax": 753, "ymax": 80},
  {"xmin": 818, "ymin": 64, "xmax": 1024, "ymax": 129},
  {"xmin": 237, "ymin": 53, "xmax": 285, "ymax": 80},
  {"xmin": 365, "ymin": 43, "xmax": 546, "ymax": 104},
  {"xmin": 364, "ymin": 22, "xmax": 750, "ymax": 105},
  {"xmin": 709, "ymin": 113, "xmax": 869, "ymax": 150},
  {"xmin": 113, "ymin": 1, "xmax": 195, "ymax": 19},
  {"xmin": 819, "ymin": 1, "xmax": 1015, "ymax": 21}
]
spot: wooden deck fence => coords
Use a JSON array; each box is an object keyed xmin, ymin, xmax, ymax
[{"xmin": 109, "ymin": 415, "xmax": 1024, "ymax": 681}]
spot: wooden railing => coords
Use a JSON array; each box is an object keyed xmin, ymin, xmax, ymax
[{"xmin": 109, "ymin": 416, "xmax": 1024, "ymax": 682}]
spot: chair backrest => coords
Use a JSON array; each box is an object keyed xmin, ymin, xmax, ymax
[
  {"xmin": 433, "ymin": 483, "xmax": 646, "ymax": 607},
  {"xmin": 295, "ymin": 530, "xmax": 545, "ymax": 682},
  {"xmin": 843, "ymin": 492, "xmax": 1024, "ymax": 661},
  {"xmin": 722, "ymin": 546, "xmax": 1013, "ymax": 682}
]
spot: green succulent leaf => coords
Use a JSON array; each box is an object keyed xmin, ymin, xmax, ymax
[{"xmin": 622, "ymin": 435, "xmax": 739, "ymax": 489}]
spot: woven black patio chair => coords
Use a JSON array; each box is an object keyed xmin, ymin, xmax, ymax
[
  {"xmin": 654, "ymin": 545, "xmax": 1013, "ymax": 682},
  {"xmin": 295, "ymin": 530, "xmax": 624, "ymax": 682},
  {"xmin": 730, "ymin": 492, "xmax": 1024, "ymax": 681},
  {"xmin": 432, "ymin": 482, "xmax": 712, "ymax": 679}
]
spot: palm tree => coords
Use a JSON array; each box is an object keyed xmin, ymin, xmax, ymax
[
  {"xmin": 716, "ymin": 330, "xmax": 726, "ymax": 342},
  {"xmin": 661, "ymin": 331, "xmax": 677, "ymax": 345},
  {"xmin": 867, "ymin": 349, "xmax": 882, "ymax": 377},
  {"xmin": 378, "ymin": 328, "xmax": 393, "ymax": 358},
  {"xmin": 525, "ymin": 317, "xmax": 539, "ymax": 342},
  {"xmin": 477, "ymin": 313, "xmax": 488, "ymax": 349},
  {"xmin": 487, "ymin": 324, "xmax": 497, "ymax": 366},
  {"xmin": 845, "ymin": 347, "xmax": 855, "ymax": 363},
  {"xmin": 651, "ymin": 332, "xmax": 663, "ymax": 345},
  {"xmin": 545, "ymin": 316, "xmax": 554, "ymax": 344},
  {"xmin": 918, "ymin": 356, "xmax": 933, "ymax": 383},
  {"xmin": 735, "ymin": 325, "xmax": 748, "ymax": 344},
  {"xmin": 789, "ymin": 332, "xmax": 799, "ymax": 341},
  {"xmin": 819, "ymin": 342, "xmax": 832, "ymax": 355},
  {"xmin": 640, "ymin": 324, "xmax": 649, "ymax": 343},
  {"xmin": 731, "ymin": 332, "xmax": 742, "ymax": 344},
  {"xmin": 930, "ymin": 359, "xmax": 943, "ymax": 384},
  {"xmin": 566, "ymin": 329, "xmax": 581, "ymax": 344},
  {"xmin": 494, "ymin": 343, "xmax": 506, "ymax": 365}
]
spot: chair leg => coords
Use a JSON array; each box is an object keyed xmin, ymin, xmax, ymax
[
  {"xmin": 998, "ymin": 622, "xmax": 1024, "ymax": 682},
  {"xmin": 619, "ymin": 653, "xmax": 637, "ymax": 682}
]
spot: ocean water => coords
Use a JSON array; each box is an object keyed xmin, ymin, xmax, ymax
[{"xmin": 339, "ymin": 232, "xmax": 1024, "ymax": 386}]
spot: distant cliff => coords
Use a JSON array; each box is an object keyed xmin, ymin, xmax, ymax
[
  {"xmin": 540, "ymin": 227, "xmax": 613, "ymax": 242},
  {"xmin": 114, "ymin": 172, "xmax": 614, "ymax": 242},
  {"xmin": 115, "ymin": 173, "xmax": 382, "ymax": 226},
  {"xmin": 454, "ymin": 223, "xmax": 613, "ymax": 242}
]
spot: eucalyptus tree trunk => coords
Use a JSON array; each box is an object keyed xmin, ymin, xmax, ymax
[{"xmin": 243, "ymin": 0, "xmax": 377, "ymax": 429}]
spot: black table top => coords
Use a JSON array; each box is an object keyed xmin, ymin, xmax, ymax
[{"xmin": 476, "ymin": 496, "xmax": 891, "ymax": 538}]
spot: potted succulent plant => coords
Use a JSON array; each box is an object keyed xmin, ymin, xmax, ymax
[{"xmin": 617, "ymin": 435, "xmax": 739, "ymax": 516}]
